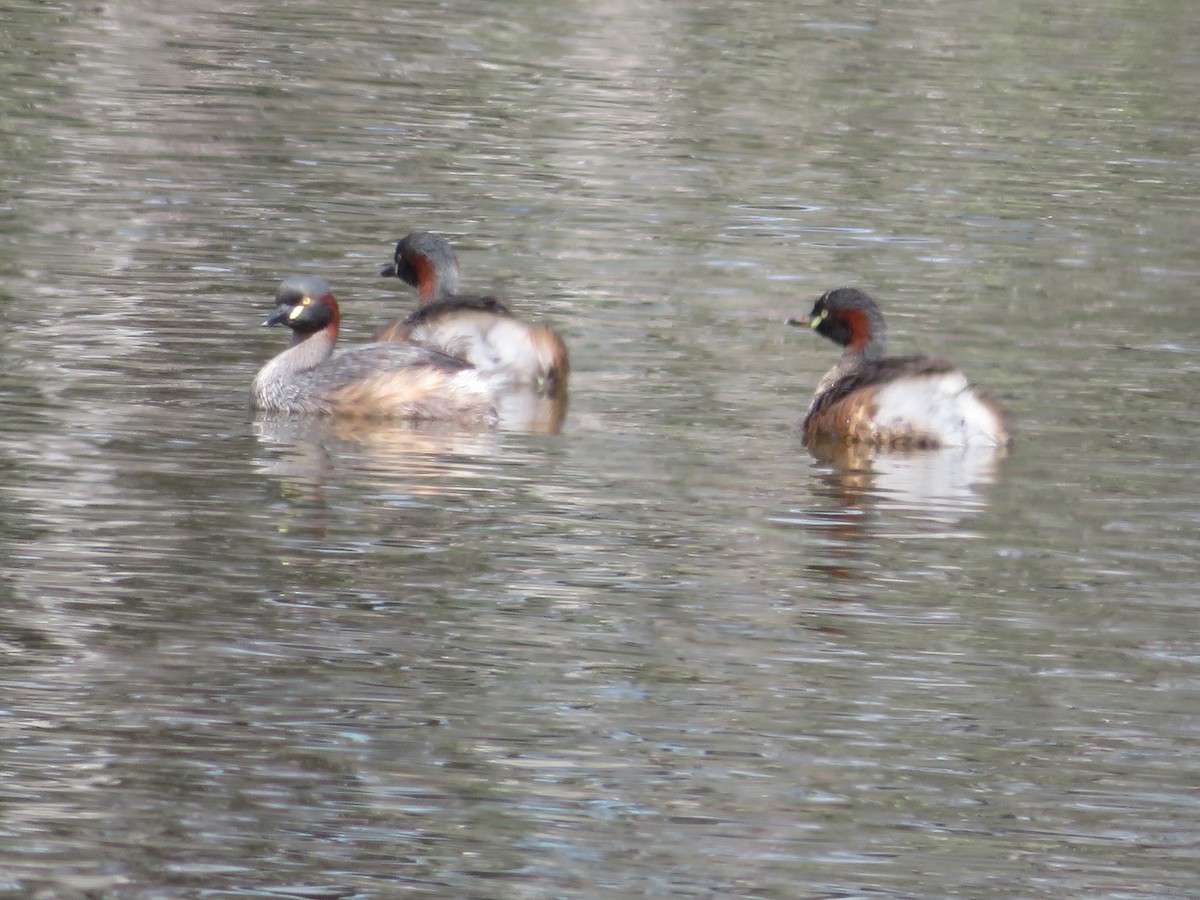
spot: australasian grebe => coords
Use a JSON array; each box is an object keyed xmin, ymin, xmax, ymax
[
  {"xmin": 251, "ymin": 275, "xmax": 497, "ymax": 423},
  {"xmin": 788, "ymin": 287, "xmax": 1009, "ymax": 449},
  {"xmin": 376, "ymin": 231, "xmax": 569, "ymax": 393}
]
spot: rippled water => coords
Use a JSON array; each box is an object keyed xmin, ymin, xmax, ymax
[{"xmin": 3, "ymin": 0, "xmax": 1199, "ymax": 896}]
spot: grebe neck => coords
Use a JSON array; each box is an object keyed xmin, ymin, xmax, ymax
[
  {"xmin": 255, "ymin": 328, "xmax": 336, "ymax": 394},
  {"xmin": 284, "ymin": 327, "xmax": 336, "ymax": 369},
  {"xmin": 813, "ymin": 346, "xmax": 869, "ymax": 399},
  {"xmin": 845, "ymin": 315, "xmax": 887, "ymax": 363},
  {"xmin": 415, "ymin": 258, "xmax": 459, "ymax": 306}
]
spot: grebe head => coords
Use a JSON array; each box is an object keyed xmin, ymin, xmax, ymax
[
  {"xmin": 788, "ymin": 287, "xmax": 887, "ymax": 360},
  {"xmin": 379, "ymin": 231, "xmax": 461, "ymax": 305},
  {"xmin": 264, "ymin": 275, "xmax": 339, "ymax": 340}
]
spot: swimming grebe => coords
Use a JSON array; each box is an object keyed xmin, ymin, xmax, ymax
[
  {"xmin": 788, "ymin": 287, "xmax": 1009, "ymax": 449},
  {"xmin": 251, "ymin": 275, "xmax": 497, "ymax": 423},
  {"xmin": 376, "ymin": 232, "xmax": 569, "ymax": 393}
]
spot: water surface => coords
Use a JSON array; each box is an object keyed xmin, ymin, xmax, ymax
[{"xmin": 2, "ymin": 0, "xmax": 1199, "ymax": 896}]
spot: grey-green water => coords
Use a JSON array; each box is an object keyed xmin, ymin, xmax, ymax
[{"xmin": 3, "ymin": 1, "xmax": 1199, "ymax": 897}]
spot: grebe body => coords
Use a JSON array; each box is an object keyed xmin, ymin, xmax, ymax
[
  {"xmin": 251, "ymin": 275, "xmax": 496, "ymax": 424},
  {"xmin": 377, "ymin": 232, "xmax": 569, "ymax": 392},
  {"xmin": 790, "ymin": 288, "xmax": 1009, "ymax": 449}
]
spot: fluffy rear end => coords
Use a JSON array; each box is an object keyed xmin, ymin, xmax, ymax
[
  {"xmin": 873, "ymin": 373, "xmax": 1008, "ymax": 448},
  {"xmin": 324, "ymin": 367, "xmax": 497, "ymax": 424},
  {"xmin": 805, "ymin": 372, "xmax": 1009, "ymax": 449},
  {"xmin": 407, "ymin": 312, "xmax": 569, "ymax": 390}
]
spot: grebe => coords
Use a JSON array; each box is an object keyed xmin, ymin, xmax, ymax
[
  {"xmin": 376, "ymin": 232, "xmax": 569, "ymax": 393},
  {"xmin": 251, "ymin": 275, "xmax": 496, "ymax": 424},
  {"xmin": 788, "ymin": 287, "xmax": 1009, "ymax": 449}
]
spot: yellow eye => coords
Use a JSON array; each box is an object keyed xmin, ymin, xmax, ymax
[{"xmin": 286, "ymin": 296, "xmax": 314, "ymax": 320}]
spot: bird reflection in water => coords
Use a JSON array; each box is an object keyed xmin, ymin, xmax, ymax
[
  {"xmin": 785, "ymin": 438, "xmax": 1008, "ymax": 585},
  {"xmin": 809, "ymin": 438, "xmax": 1005, "ymax": 516},
  {"xmin": 252, "ymin": 390, "xmax": 564, "ymax": 499}
]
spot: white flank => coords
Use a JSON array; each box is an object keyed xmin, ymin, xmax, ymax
[
  {"xmin": 423, "ymin": 315, "xmax": 547, "ymax": 385},
  {"xmin": 873, "ymin": 372, "xmax": 1006, "ymax": 447}
]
